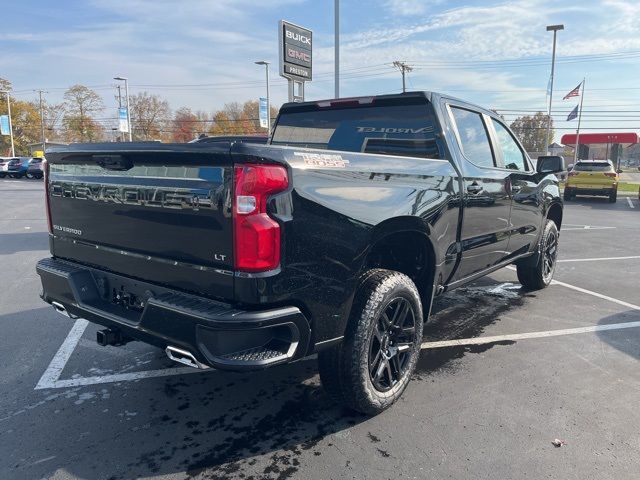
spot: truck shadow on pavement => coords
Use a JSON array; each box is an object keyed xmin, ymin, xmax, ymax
[
  {"xmin": 22, "ymin": 279, "xmax": 531, "ymax": 480},
  {"xmin": 597, "ymin": 310, "xmax": 640, "ymax": 361},
  {"xmin": 0, "ymin": 232, "xmax": 48, "ymax": 255}
]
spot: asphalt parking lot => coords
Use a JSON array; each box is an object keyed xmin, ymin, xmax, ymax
[{"xmin": 1, "ymin": 178, "xmax": 638, "ymax": 480}]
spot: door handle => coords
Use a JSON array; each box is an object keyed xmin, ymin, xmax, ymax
[{"xmin": 467, "ymin": 183, "xmax": 483, "ymax": 194}]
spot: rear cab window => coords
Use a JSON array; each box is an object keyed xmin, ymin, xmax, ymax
[{"xmin": 271, "ymin": 97, "xmax": 443, "ymax": 159}]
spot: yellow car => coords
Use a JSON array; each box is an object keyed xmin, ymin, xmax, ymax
[{"xmin": 564, "ymin": 160, "xmax": 618, "ymax": 203}]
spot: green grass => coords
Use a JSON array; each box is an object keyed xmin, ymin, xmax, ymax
[
  {"xmin": 558, "ymin": 181, "xmax": 639, "ymax": 193},
  {"xmin": 618, "ymin": 182, "xmax": 640, "ymax": 192}
]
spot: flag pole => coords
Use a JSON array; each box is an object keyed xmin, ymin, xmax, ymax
[{"xmin": 573, "ymin": 77, "xmax": 586, "ymax": 164}]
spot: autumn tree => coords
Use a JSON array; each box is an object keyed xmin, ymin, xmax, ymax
[
  {"xmin": 129, "ymin": 91, "xmax": 171, "ymax": 140},
  {"xmin": 210, "ymin": 110, "xmax": 239, "ymax": 135},
  {"xmin": 63, "ymin": 84, "xmax": 105, "ymax": 142},
  {"xmin": 0, "ymin": 78, "xmax": 43, "ymax": 155},
  {"xmin": 208, "ymin": 100, "xmax": 276, "ymax": 136},
  {"xmin": 509, "ymin": 112, "xmax": 554, "ymax": 152},
  {"xmin": 172, "ymin": 107, "xmax": 199, "ymax": 142}
]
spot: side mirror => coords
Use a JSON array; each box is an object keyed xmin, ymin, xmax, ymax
[
  {"xmin": 537, "ymin": 155, "xmax": 564, "ymax": 174},
  {"xmin": 616, "ymin": 169, "xmax": 622, "ymax": 174}
]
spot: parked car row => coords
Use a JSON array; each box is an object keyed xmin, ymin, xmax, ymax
[{"xmin": 0, "ymin": 157, "xmax": 44, "ymax": 179}]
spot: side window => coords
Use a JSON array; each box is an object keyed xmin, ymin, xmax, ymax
[
  {"xmin": 450, "ymin": 107, "xmax": 495, "ymax": 168},
  {"xmin": 491, "ymin": 119, "xmax": 528, "ymax": 171}
]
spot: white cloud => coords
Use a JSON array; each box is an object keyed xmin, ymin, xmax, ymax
[{"xmin": 383, "ymin": 0, "xmax": 440, "ymax": 16}]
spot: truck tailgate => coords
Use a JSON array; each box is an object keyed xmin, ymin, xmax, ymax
[{"xmin": 46, "ymin": 144, "xmax": 235, "ymax": 301}]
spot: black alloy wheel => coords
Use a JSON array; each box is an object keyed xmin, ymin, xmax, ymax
[
  {"xmin": 541, "ymin": 226, "xmax": 558, "ymax": 284},
  {"xmin": 368, "ymin": 297, "xmax": 417, "ymax": 392}
]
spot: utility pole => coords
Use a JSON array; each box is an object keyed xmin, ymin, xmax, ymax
[
  {"xmin": 545, "ymin": 24, "xmax": 564, "ymax": 155},
  {"xmin": 36, "ymin": 90, "xmax": 47, "ymax": 153},
  {"xmin": 392, "ymin": 61, "xmax": 413, "ymax": 93},
  {"xmin": 1, "ymin": 90, "xmax": 15, "ymax": 157},
  {"xmin": 335, "ymin": 0, "xmax": 340, "ymax": 98},
  {"xmin": 114, "ymin": 76, "xmax": 132, "ymax": 141}
]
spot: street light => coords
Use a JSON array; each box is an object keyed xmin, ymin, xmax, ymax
[
  {"xmin": 113, "ymin": 76, "xmax": 132, "ymax": 141},
  {"xmin": 0, "ymin": 90, "xmax": 15, "ymax": 156},
  {"xmin": 254, "ymin": 61, "xmax": 271, "ymax": 132},
  {"xmin": 545, "ymin": 24, "xmax": 564, "ymax": 155}
]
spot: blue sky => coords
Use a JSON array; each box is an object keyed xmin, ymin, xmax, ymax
[{"xmin": 2, "ymin": 0, "xmax": 640, "ymax": 138}]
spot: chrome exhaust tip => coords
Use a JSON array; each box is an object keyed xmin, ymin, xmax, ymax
[
  {"xmin": 51, "ymin": 301, "xmax": 70, "ymax": 317},
  {"xmin": 165, "ymin": 346, "xmax": 209, "ymax": 370}
]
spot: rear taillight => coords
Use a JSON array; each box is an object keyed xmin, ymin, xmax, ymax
[
  {"xmin": 43, "ymin": 159, "xmax": 53, "ymax": 234},
  {"xmin": 233, "ymin": 164, "xmax": 288, "ymax": 272},
  {"xmin": 604, "ymin": 172, "xmax": 617, "ymax": 178},
  {"xmin": 568, "ymin": 171, "xmax": 578, "ymax": 177}
]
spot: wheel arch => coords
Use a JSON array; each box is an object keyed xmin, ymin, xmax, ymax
[
  {"xmin": 546, "ymin": 201, "xmax": 563, "ymax": 230},
  {"xmin": 360, "ymin": 217, "xmax": 438, "ymax": 315}
]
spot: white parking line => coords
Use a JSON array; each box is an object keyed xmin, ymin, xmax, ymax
[
  {"xmin": 35, "ymin": 275, "xmax": 640, "ymax": 390},
  {"xmin": 627, "ymin": 197, "xmax": 635, "ymax": 208},
  {"xmin": 35, "ymin": 319, "xmax": 89, "ymax": 390},
  {"xmin": 558, "ymin": 255, "xmax": 640, "ymax": 263},
  {"xmin": 562, "ymin": 226, "xmax": 615, "ymax": 231},
  {"xmin": 48, "ymin": 365, "xmax": 203, "ymax": 389},
  {"xmin": 34, "ymin": 318, "xmax": 199, "ymax": 390},
  {"xmin": 551, "ymin": 279, "xmax": 640, "ymax": 311},
  {"xmin": 421, "ymin": 321, "xmax": 640, "ymax": 349}
]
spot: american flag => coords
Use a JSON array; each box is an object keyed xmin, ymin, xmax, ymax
[{"xmin": 563, "ymin": 83, "xmax": 581, "ymax": 100}]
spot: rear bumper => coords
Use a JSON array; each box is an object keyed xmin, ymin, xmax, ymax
[
  {"xmin": 565, "ymin": 186, "xmax": 615, "ymax": 196},
  {"xmin": 36, "ymin": 257, "xmax": 311, "ymax": 370}
]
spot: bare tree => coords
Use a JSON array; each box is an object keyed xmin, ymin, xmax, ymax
[{"xmin": 42, "ymin": 101, "xmax": 66, "ymax": 141}]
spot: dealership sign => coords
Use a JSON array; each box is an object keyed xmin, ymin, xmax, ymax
[
  {"xmin": 259, "ymin": 97, "xmax": 268, "ymax": 128},
  {"xmin": 118, "ymin": 107, "xmax": 129, "ymax": 133},
  {"xmin": 279, "ymin": 20, "xmax": 312, "ymax": 82},
  {"xmin": 0, "ymin": 115, "xmax": 10, "ymax": 136}
]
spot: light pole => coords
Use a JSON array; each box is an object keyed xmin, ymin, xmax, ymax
[
  {"xmin": 254, "ymin": 61, "xmax": 271, "ymax": 132},
  {"xmin": 114, "ymin": 76, "xmax": 132, "ymax": 141},
  {"xmin": 545, "ymin": 24, "xmax": 564, "ymax": 155}
]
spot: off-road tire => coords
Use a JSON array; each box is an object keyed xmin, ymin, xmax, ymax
[
  {"xmin": 609, "ymin": 189, "xmax": 617, "ymax": 203},
  {"xmin": 563, "ymin": 188, "xmax": 572, "ymax": 201},
  {"xmin": 318, "ymin": 269, "xmax": 423, "ymax": 415},
  {"xmin": 516, "ymin": 220, "xmax": 559, "ymax": 290}
]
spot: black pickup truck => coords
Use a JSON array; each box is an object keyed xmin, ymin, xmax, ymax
[{"xmin": 37, "ymin": 92, "xmax": 563, "ymax": 414}]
